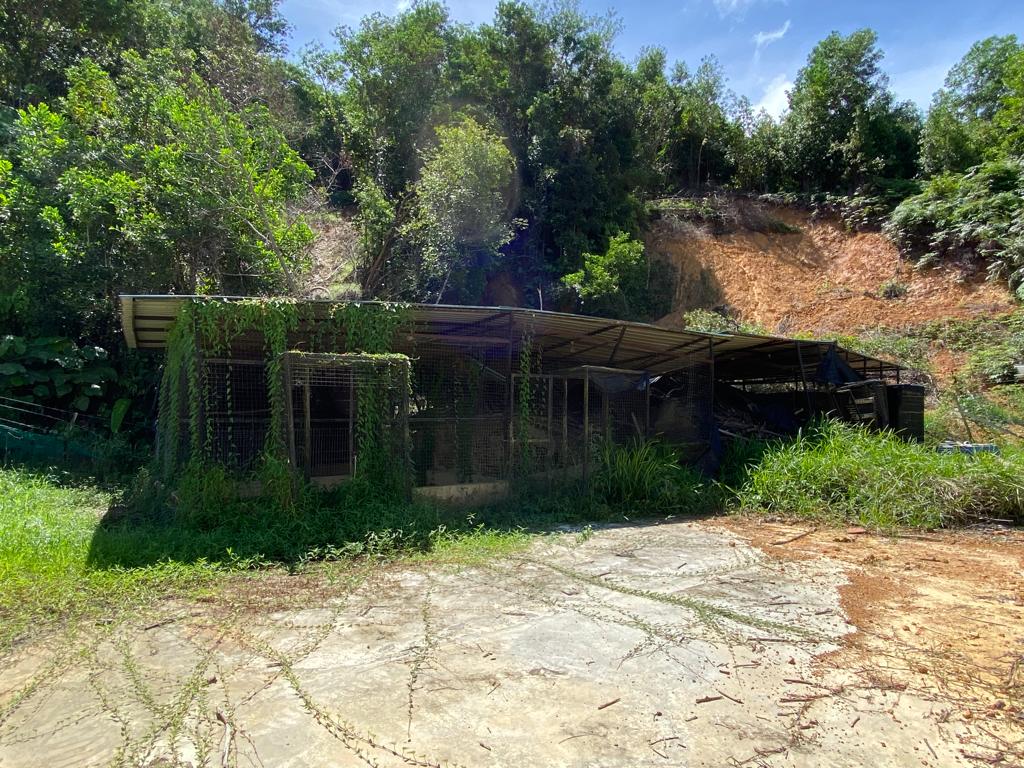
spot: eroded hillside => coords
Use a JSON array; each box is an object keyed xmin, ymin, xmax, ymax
[{"xmin": 649, "ymin": 203, "xmax": 1014, "ymax": 337}]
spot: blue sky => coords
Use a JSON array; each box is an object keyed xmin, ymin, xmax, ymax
[{"xmin": 279, "ymin": 0, "xmax": 1023, "ymax": 116}]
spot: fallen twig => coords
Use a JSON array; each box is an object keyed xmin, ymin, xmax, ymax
[
  {"xmin": 216, "ymin": 709, "xmax": 232, "ymax": 768},
  {"xmin": 771, "ymin": 528, "xmax": 816, "ymax": 546},
  {"xmin": 696, "ymin": 695, "xmax": 723, "ymax": 704},
  {"xmin": 142, "ymin": 615, "xmax": 182, "ymax": 631},
  {"xmin": 649, "ymin": 736, "xmax": 679, "ymax": 746},
  {"xmin": 597, "ymin": 697, "xmax": 621, "ymax": 710},
  {"xmin": 779, "ymin": 693, "xmax": 830, "ymax": 703}
]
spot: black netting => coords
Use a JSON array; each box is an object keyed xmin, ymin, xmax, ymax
[{"xmin": 203, "ymin": 358, "xmax": 269, "ymax": 470}]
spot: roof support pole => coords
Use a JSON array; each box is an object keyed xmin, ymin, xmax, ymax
[
  {"xmin": 708, "ymin": 337, "xmax": 715, "ymax": 421},
  {"xmin": 796, "ymin": 341, "xmax": 814, "ymax": 416},
  {"xmin": 583, "ymin": 368, "xmax": 590, "ymax": 491},
  {"xmin": 505, "ymin": 312, "xmax": 514, "ymax": 479}
]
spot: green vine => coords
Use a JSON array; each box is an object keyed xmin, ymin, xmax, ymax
[
  {"xmin": 155, "ymin": 299, "xmax": 412, "ymax": 511},
  {"xmin": 514, "ymin": 329, "xmax": 535, "ymax": 476}
]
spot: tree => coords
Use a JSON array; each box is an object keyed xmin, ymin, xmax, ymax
[
  {"xmin": 0, "ymin": 50, "xmax": 313, "ymax": 342},
  {"xmin": 993, "ymin": 48, "xmax": 1024, "ymax": 159},
  {"xmin": 920, "ymin": 35, "xmax": 1022, "ymax": 174},
  {"xmin": 0, "ymin": 0, "xmax": 153, "ymax": 107},
  {"xmin": 732, "ymin": 104, "xmax": 787, "ymax": 192},
  {"xmin": 403, "ymin": 117, "xmax": 516, "ymax": 302},
  {"xmin": 561, "ymin": 232, "xmax": 672, "ymax": 320},
  {"xmin": 782, "ymin": 29, "xmax": 919, "ymax": 192},
  {"xmin": 329, "ymin": 3, "xmax": 451, "ymax": 198},
  {"xmin": 670, "ymin": 56, "xmax": 737, "ymax": 188},
  {"xmin": 627, "ymin": 47, "xmax": 678, "ymax": 194}
]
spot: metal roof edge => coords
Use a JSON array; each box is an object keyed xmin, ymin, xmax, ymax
[{"xmin": 116, "ymin": 294, "xmax": 900, "ymax": 371}]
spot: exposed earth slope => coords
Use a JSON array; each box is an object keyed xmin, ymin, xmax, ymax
[{"xmin": 649, "ymin": 204, "xmax": 1015, "ymax": 337}]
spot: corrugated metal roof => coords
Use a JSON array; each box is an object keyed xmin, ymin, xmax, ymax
[{"xmin": 119, "ymin": 295, "xmax": 901, "ymax": 380}]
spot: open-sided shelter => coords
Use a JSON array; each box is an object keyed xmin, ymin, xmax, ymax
[{"xmin": 121, "ymin": 296, "xmax": 915, "ymax": 498}]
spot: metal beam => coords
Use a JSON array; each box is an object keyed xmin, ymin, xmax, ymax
[
  {"xmin": 606, "ymin": 326, "xmax": 627, "ymax": 366},
  {"xmin": 540, "ymin": 323, "xmax": 620, "ymax": 355}
]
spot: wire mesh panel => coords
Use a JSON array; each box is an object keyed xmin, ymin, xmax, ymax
[
  {"xmin": 649, "ymin": 358, "xmax": 714, "ymax": 461},
  {"xmin": 203, "ymin": 358, "xmax": 269, "ymax": 470},
  {"xmin": 512, "ymin": 366, "xmax": 654, "ymax": 484},
  {"xmin": 511, "ymin": 374, "xmax": 581, "ymax": 477},
  {"xmin": 409, "ymin": 352, "xmax": 509, "ymax": 486},
  {"xmin": 282, "ymin": 352, "xmax": 409, "ymax": 481}
]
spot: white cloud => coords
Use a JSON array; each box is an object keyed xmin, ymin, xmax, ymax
[
  {"xmin": 753, "ymin": 20, "xmax": 790, "ymax": 50},
  {"xmin": 395, "ymin": 0, "xmax": 411, "ymax": 10},
  {"xmin": 755, "ymin": 74, "xmax": 792, "ymax": 118}
]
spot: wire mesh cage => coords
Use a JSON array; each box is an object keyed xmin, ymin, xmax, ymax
[
  {"xmin": 203, "ymin": 358, "xmax": 270, "ymax": 471},
  {"xmin": 512, "ymin": 366, "xmax": 656, "ymax": 483},
  {"xmin": 166, "ymin": 309, "xmax": 720, "ymax": 494},
  {"xmin": 649, "ymin": 359, "xmax": 714, "ymax": 462},
  {"xmin": 409, "ymin": 350, "xmax": 509, "ymax": 486},
  {"xmin": 281, "ymin": 352, "xmax": 410, "ymax": 482}
]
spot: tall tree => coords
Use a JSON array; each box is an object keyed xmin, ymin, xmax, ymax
[
  {"xmin": 920, "ymin": 35, "xmax": 1022, "ymax": 174},
  {"xmin": 403, "ymin": 117, "xmax": 516, "ymax": 302},
  {"xmin": 782, "ymin": 29, "xmax": 919, "ymax": 192},
  {"xmin": 0, "ymin": 50, "xmax": 313, "ymax": 342}
]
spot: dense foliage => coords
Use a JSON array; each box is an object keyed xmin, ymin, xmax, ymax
[
  {"xmin": 2, "ymin": 0, "xmax": 1023, "ymax": 432},
  {"xmin": 733, "ymin": 421, "xmax": 1024, "ymax": 529}
]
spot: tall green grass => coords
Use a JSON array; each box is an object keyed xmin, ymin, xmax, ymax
[
  {"xmin": 732, "ymin": 421, "xmax": 1024, "ymax": 529},
  {"xmin": 590, "ymin": 439, "xmax": 711, "ymax": 515}
]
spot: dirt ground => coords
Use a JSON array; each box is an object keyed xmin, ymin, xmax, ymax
[
  {"xmin": 649, "ymin": 206, "xmax": 1015, "ymax": 337},
  {"xmin": 1, "ymin": 520, "xmax": 1022, "ymax": 767}
]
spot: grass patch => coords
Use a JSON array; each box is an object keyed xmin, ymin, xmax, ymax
[
  {"xmin": 730, "ymin": 421, "xmax": 1024, "ymax": 530},
  {"xmin": 0, "ymin": 468, "xmax": 222, "ymax": 652},
  {"xmin": 1, "ymin": 438, "xmax": 713, "ymax": 650}
]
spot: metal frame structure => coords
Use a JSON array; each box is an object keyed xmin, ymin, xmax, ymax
[{"xmin": 123, "ymin": 296, "xmax": 909, "ymax": 492}]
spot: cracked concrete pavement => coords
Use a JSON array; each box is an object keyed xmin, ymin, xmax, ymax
[{"xmin": 0, "ymin": 520, "xmax": 1017, "ymax": 767}]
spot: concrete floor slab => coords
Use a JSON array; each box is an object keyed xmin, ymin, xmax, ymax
[{"xmin": 1, "ymin": 520, "xmax": 1020, "ymax": 767}]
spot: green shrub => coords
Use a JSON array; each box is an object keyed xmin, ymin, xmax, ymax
[
  {"xmin": 562, "ymin": 233, "xmax": 675, "ymax": 321},
  {"xmin": 589, "ymin": 439, "xmax": 709, "ymax": 515},
  {"xmin": 682, "ymin": 308, "xmax": 767, "ymax": 335},
  {"xmin": 734, "ymin": 420, "xmax": 1024, "ymax": 529},
  {"xmin": 0, "ymin": 335, "xmax": 116, "ymax": 411},
  {"xmin": 878, "ymin": 279, "xmax": 908, "ymax": 299},
  {"xmin": 884, "ymin": 158, "xmax": 1024, "ymax": 296}
]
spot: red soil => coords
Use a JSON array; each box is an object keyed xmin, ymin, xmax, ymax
[{"xmin": 649, "ymin": 206, "xmax": 1014, "ymax": 337}]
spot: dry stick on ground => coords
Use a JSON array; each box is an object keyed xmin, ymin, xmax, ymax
[
  {"xmin": 771, "ymin": 528, "xmax": 817, "ymax": 546},
  {"xmin": 216, "ymin": 709, "xmax": 232, "ymax": 768}
]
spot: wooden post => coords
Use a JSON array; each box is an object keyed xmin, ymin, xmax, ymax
[
  {"xmin": 284, "ymin": 354, "xmax": 297, "ymax": 470},
  {"xmin": 401, "ymin": 361, "xmax": 411, "ymax": 499},
  {"xmin": 506, "ymin": 313, "xmax": 515, "ymax": 478},
  {"xmin": 561, "ymin": 377, "xmax": 568, "ymax": 464},
  {"xmin": 796, "ymin": 341, "xmax": 814, "ymax": 415},
  {"xmin": 708, "ymin": 338, "xmax": 715, "ymax": 415},
  {"xmin": 303, "ymin": 375, "xmax": 312, "ymax": 477},
  {"xmin": 644, "ymin": 373, "xmax": 651, "ymax": 437},
  {"xmin": 583, "ymin": 368, "xmax": 590, "ymax": 488},
  {"xmin": 547, "ymin": 375, "xmax": 553, "ymax": 458},
  {"xmin": 348, "ymin": 373, "xmax": 355, "ymax": 477}
]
